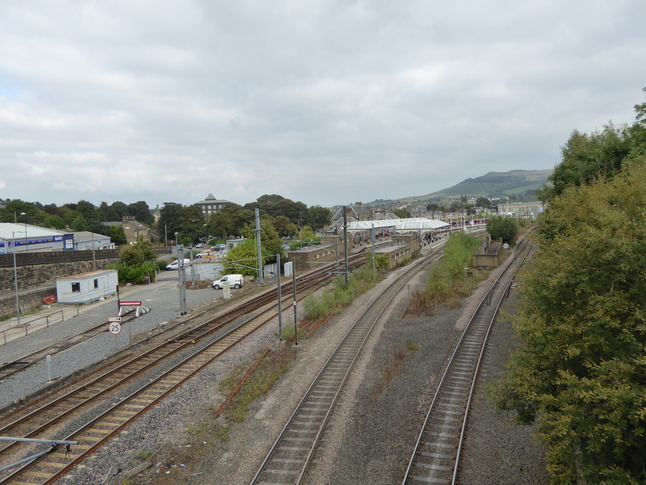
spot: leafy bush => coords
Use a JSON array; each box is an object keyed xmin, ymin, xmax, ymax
[
  {"xmin": 409, "ymin": 232, "xmax": 481, "ymax": 315},
  {"xmin": 486, "ymin": 215, "xmax": 519, "ymax": 244},
  {"xmin": 109, "ymin": 261, "xmax": 157, "ymax": 284}
]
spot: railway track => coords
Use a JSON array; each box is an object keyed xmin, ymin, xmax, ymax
[
  {"xmin": 0, "ymin": 314, "xmax": 138, "ymax": 383},
  {"xmin": 0, "ymin": 257, "xmax": 365, "ymax": 484},
  {"xmin": 251, "ymin": 251, "xmax": 443, "ymax": 485},
  {"xmin": 401, "ymin": 239, "xmax": 533, "ymax": 485}
]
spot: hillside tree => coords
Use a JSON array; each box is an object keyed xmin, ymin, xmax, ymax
[{"xmin": 493, "ymin": 161, "xmax": 646, "ymax": 483}]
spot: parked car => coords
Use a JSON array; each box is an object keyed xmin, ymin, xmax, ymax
[
  {"xmin": 196, "ymin": 243, "xmax": 205, "ymax": 249},
  {"xmin": 166, "ymin": 259, "xmax": 191, "ymax": 270},
  {"xmin": 213, "ymin": 244, "xmax": 227, "ymax": 251},
  {"xmin": 211, "ymin": 274, "xmax": 244, "ymax": 289}
]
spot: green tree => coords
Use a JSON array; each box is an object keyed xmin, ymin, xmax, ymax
[
  {"xmin": 70, "ymin": 215, "xmax": 89, "ymax": 231},
  {"xmin": 178, "ymin": 205, "xmax": 205, "ymax": 244},
  {"xmin": 306, "ymin": 205, "xmax": 332, "ymax": 230},
  {"xmin": 493, "ymin": 161, "xmax": 646, "ymax": 483},
  {"xmin": 222, "ymin": 204, "xmax": 255, "ymax": 236},
  {"xmin": 486, "ymin": 215, "xmax": 518, "ymax": 244},
  {"xmin": 240, "ymin": 217, "xmax": 284, "ymax": 261},
  {"xmin": 539, "ymin": 89, "xmax": 646, "ymax": 203},
  {"xmin": 222, "ymin": 239, "xmax": 265, "ymax": 277},
  {"xmin": 109, "ymin": 225, "xmax": 127, "ymax": 245},
  {"xmin": 250, "ymin": 194, "xmax": 307, "ymax": 224},
  {"xmin": 426, "ymin": 203, "xmax": 440, "ymax": 218},
  {"xmin": 76, "ymin": 200, "xmax": 97, "ymax": 222},
  {"xmin": 1, "ymin": 200, "xmax": 40, "ymax": 223},
  {"xmin": 127, "ymin": 201, "xmax": 154, "ymax": 225},
  {"xmin": 110, "ymin": 201, "xmax": 128, "ymax": 220},
  {"xmin": 475, "ymin": 197, "xmax": 491, "ymax": 209},
  {"xmin": 206, "ymin": 212, "xmax": 234, "ymax": 240},
  {"xmin": 97, "ymin": 201, "xmax": 120, "ymax": 221},
  {"xmin": 157, "ymin": 202, "xmax": 184, "ymax": 238},
  {"xmin": 43, "ymin": 214, "xmax": 66, "ymax": 229},
  {"xmin": 118, "ymin": 238, "xmax": 157, "ymax": 267},
  {"xmin": 392, "ymin": 208, "xmax": 411, "ymax": 218},
  {"xmin": 272, "ymin": 215, "xmax": 292, "ymax": 237}
]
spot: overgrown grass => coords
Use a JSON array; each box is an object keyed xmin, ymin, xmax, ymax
[
  {"xmin": 126, "ymin": 346, "xmax": 298, "ymax": 484},
  {"xmin": 217, "ymin": 346, "xmax": 297, "ymax": 422},
  {"xmin": 409, "ymin": 232, "xmax": 484, "ymax": 315},
  {"xmin": 301, "ymin": 265, "xmax": 379, "ymax": 325}
]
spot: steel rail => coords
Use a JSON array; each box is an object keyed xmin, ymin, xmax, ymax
[
  {"xmin": 401, "ymin": 240, "xmax": 532, "ymax": 484},
  {"xmin": 251, "ymin": 253, "xmax": 441, "ymax": 485},
  {"xmin": 0, "ymin": 258, "xmax": 363, "ymax": 483}
]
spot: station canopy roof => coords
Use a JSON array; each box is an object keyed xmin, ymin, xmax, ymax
[{"xmin": 346, "ymin": 218, "xmax": 449, "ymax": 232}]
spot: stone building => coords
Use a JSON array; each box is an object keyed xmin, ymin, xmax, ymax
[
  {"xmin": 194, "ymin": 193, "xmax": 232, "ymax": 218},
  {"xmin": 103, "ymin": 216, "xmax": 151, "ymax": 244}
]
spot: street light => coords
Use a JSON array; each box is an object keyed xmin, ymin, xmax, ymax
[
  {"xmin": 20, "ymin": 212, "xmax": 28, "ymax": 253},
  {"xmin": 12, "ymin": 231, "xmax": 26, "ymax": 326}
]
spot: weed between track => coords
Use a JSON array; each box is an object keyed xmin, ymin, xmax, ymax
[{"xmin": 123, "ymin": 345, "xmax": 298, "ymax": 483}]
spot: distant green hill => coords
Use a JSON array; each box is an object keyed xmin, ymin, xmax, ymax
[{"xmin": 398, "ymin": 169, "xmax": 552, "ymax": 202}]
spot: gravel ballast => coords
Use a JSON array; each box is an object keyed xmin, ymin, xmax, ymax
[{"xmin": 27, "ymin": 252, "xmax": 549, "ymax": 484}]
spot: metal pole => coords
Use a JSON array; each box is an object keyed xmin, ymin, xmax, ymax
[
  {"xmin": 276, "ymin": 254, "xmax": 282, "ymax": 341},
  {"xmin": 178, "ymin": 245, "xmax": 187, "ymax": 315},
  {"xmin": 190, "ymin": 249, "xmax": 195, "ymax": 285},
  {"xmin": 91, "ymin": 231, "xmax": 96, "ymax": 270},
  {"xmin": 255, "ymin": 208, "xmax": 263, "ymax": 284},
  {"xmin": 371, "ymin": 222, "xmax": 375, "ymax": 280},
  {"xmin": 12, "ymin": 232, "xmax": 20, "ymax": 327},
  {"xmin": 343, "ymin": 206, "xmax": 348, "ymax": 285},
  {"xmin": 21, "ymin": 213, "xmax": 28, "ymax": 253},
  {"xmin": 46, "ymin": 355, "xmax": 52, "ymax": 382},
  {"xmin": 292, "ymin": 268, "xmax": 298, "ymax": 346}
]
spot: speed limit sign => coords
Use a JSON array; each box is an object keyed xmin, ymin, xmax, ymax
[{"xmin": 109, "ymin": 322, "xmax": 122, "ymax": 335}]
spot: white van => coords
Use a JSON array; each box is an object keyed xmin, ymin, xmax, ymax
[{"xmin": 212, "ymin": 274, "xmax": 244, "ymax": 290}]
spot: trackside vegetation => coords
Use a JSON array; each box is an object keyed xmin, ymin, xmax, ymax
[
  {"xmin": 295, "ymin": 266, "xmax": 378, "ymax": 337},
  {"xmin": 492, "ymin": 89, "xmax": 646, "ymax": 484},
  {"xmin": 108, "ymin": 238, "xmax": 158, "ymax": 284},
  {"xmin": 409, "ymin": 232, "xmax": 482, "ymax": 315}
]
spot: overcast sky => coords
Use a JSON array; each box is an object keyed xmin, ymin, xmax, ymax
[{"xmin": 1, "ymin": 1, "xmax": 644, "ymax": 210}]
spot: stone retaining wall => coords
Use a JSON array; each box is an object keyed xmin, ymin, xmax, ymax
[{"xmin": 0, "ymin": 247, "xmax": 171, "ymax": 316}]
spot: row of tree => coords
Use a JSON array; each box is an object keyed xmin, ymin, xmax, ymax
[
  {"xmin": 494, "ymin": 89, "xmax": 646, "ymax": 483},
  {"xmin": 157, "ymin": 194, "xmax": 332, "ymax": 244},
  {"xmin": 0, "ymin": 199, "xmax": 153, "ymax": 236},
  {"xmin": 1, "ymin": 194, "xmax": 332, "ymax": 248}
]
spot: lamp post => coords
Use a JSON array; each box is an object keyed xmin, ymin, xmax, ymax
[
  {"xmin": 20, "ymin": 212, "xmax": 28, "ymax": 252},
  {"xmin": 12, "ymin": 231, "xmax": 26, "ymax": 326}
]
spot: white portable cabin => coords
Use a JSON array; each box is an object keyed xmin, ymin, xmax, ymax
[{"xmin": 56, "ymin": 270, "xmax": 118, "ymax": 305}]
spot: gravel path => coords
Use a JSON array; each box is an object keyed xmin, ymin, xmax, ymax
[{"xmin": 16, "ymin": 250, "xmax": 548, "ymax": 484}]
